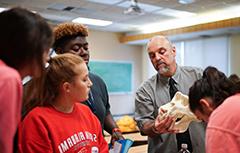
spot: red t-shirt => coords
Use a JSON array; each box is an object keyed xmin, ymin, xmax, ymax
[
  {"xmin": 19, "ymin": 103, "xmax": 108, "ymax": 153},
  {"xmin": 0, "ymin": 60, "xmax": 22, "ymax": 153}
]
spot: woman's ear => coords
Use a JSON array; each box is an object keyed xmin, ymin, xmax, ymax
[
  {"xmin": 62, "ymin": 82, "xmax": 71, "ymax": 93},
  {"xmin": 199, "ymin": 98, "xmax": 214, "ymax": 115}
]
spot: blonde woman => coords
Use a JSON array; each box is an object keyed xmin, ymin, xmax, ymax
[{"xmin": 19, "ymin": 54, "xmax": 108, "ymax": 153}]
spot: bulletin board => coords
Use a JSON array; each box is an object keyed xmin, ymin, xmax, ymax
[{"xmin": 89, "ymin": 60, "xmax": 133, "ymax": 94}]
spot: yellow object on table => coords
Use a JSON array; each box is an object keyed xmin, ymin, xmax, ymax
[{"xmin": 116, "ymin": 115, "xmax": 138, "ymax": 133}]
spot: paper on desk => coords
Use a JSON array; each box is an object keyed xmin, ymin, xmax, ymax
[{"xmin": 109, "ymin": 139, "xmax": 133, "ymax": 153}]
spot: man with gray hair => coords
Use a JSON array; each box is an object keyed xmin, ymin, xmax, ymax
[{"xmin": 135, "ymin": 35, "xmax": 206, "ymax": 153}]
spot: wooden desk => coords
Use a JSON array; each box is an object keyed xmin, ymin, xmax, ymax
[{"xmin": 104, "ymin": 131, "xmax": 148, "ymax": 153}]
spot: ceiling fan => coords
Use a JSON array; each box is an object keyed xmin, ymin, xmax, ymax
[{"xmin": 124, "ymin": 0, "xmax": 144, "ymax": 15}]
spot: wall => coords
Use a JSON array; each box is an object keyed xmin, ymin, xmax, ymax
[
  {"xmin": 229, "ymin": 33, "xmax": 240, "ymax": 76},
  {"xmin": 88, "ymin": 30, "xmax": 142, "ymax": 116}
]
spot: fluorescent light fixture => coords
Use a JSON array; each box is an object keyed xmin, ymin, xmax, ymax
[
  {"xmin": 156, "ymin": 8, "xmax": 196, "ymax": 18},
  {"xmin": 0, "ymin": 7, "xmax": 37, "ymax": 14},
  {"xmin": 0, "ymin": 7, "xmax": 7, "ymax": 12},
  {"xmin": 72, "ymin": 17, "xmax": 112, "ymax": 26},
  {"xmin": 139, "ymin": 5, "xmax": 240, "ymax": 34},
  {"xmin": 178, "ymin": 0, "xmax": 195, "ymax": 4}
]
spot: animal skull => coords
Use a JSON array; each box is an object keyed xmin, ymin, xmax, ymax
[{"xmin": 158, "ymin": 91, "xmax": 200, "ymax": 133}]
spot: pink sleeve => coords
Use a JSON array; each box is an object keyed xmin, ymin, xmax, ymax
[
  {"xmin": 206, "ymin": 127, "xmax": 240, "ymax": 153},
  {"xmin": 0, "ymin": 75, "xmax": 22, "ymax": 153}
]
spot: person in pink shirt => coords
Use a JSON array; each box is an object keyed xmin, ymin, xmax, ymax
[
  {"xmin": 0, "ymin": 7, "xmax": 53, "ymax": 153},
  {"xmin": 18, "ymin": 53, "xmax": 108, "ymax": 153},
  {"xmin": 188, "ymin": 66, "xmax": 240, "ymax": 153}
]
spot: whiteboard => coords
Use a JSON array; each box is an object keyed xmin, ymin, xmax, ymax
[{"xmin": 89, "ymin": 60, "xmax": 133, "ymax": 94}]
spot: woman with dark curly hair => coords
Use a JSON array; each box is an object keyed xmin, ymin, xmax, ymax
[
  {"xmin": 189, "ymin": 66, "xmax": 240, "ymax": 152},
  {"xmin": 0, "ymin": 7, "xmax": 53, "ymax": 153}
]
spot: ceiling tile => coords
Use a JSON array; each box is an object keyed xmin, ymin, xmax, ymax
[{"xmin": 1, "ymin": 0, "xmax": 240, "ymax": 39}]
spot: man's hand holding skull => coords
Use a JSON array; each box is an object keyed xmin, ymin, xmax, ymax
[{"xmin": 153, "ymin": 92, "xmax": 200, "ymax": 134}]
